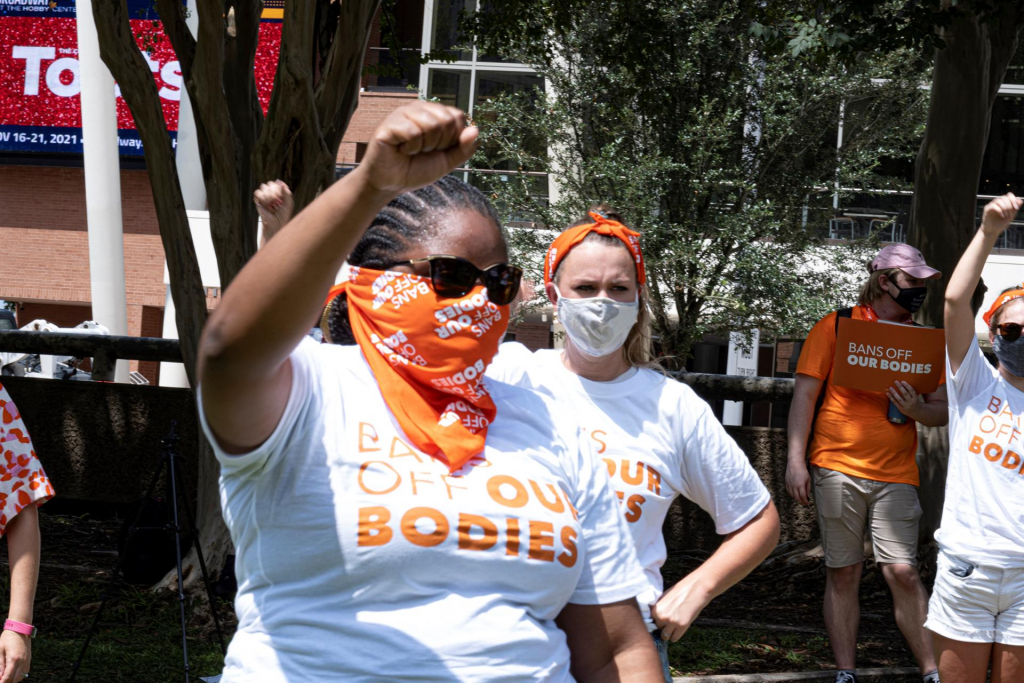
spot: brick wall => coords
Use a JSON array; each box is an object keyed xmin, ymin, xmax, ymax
[
  {"xmin": 137, "ymin": 305, "xmax": 164, "ymax": 384},
  {"xmin": 0, "ymin": 228, "xmax": 167, "ymax": 308},
  {"xmin": 336, "ymin": 91, "xmax": 418, "ymax": 164},
  {"xmin": 15, "ymin": 301, "xmax": 92, "ymax": 329},
  {"xmin": 512, "ymin": 322, "xmax": 552, "ymax": 351},
  {"xmin": 0, "ymin": 166, "xmax": 160, "ymax": 236}
]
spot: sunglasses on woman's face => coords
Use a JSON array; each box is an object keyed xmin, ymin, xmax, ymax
[
  {"xmin": 996, "ymin": 322, "xmax": 1024, "ymax": 342},
  {"xmin": 392, "ymin": 255, "xmax": 523, "ymax": 305}
]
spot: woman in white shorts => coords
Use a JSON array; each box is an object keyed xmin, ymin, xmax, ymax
[
  {"xmin": 937, "ymin": 192, "xmax": 1024, "ymax": 682},
  {"xmin": 198, "ymin": 103, "xmax": 661, "ymax": 682},
  {"xmin": 488, "ymin": 206, "xmax": 781, "ymax": 681}
]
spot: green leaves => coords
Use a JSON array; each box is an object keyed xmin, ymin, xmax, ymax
[{"xmin": 468, "ymin": 0, "xmax": 929, "ymax": 359}]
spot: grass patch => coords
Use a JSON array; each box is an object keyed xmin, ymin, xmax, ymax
[
  {"xmin": 33, "ymin": 582, "xmax": 232, "ymax": 682},
  {"xmin": 668, "ymin": 626, "xmax": 832, "ymax": 677}
]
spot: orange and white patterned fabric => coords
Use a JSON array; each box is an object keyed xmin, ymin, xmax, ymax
[
  {"xmin": 329, "ymin": 266, "xmax": 508, "ymax": 472},
  {"xmin": 544, "ymin": 212, "xmax": 645, "ymax": 287},
  {"xmin": 0, "ymin": 383, "xmax": 54, "ymax": 534}
]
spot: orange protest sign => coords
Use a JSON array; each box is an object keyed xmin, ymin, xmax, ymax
[{"xmin": 832, "ymin": 317, "xmax": 945, "ymax": 394}]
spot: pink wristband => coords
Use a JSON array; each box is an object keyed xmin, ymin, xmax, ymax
[{"xmin": 3, "ymin": 619, "xmax": 35, "ymax": 638}]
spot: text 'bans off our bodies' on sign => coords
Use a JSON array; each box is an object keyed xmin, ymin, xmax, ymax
[{"xmin": 832, "ymin": 317, "xmax": 945, "ymax": 394}]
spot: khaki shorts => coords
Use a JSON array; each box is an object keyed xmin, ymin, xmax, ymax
[{"xmin": 812, "ymin": 466, "xmax": 921, "ymax": 568}]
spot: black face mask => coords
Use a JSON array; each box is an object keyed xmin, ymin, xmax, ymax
[{"xmin": 887, "ymin": 282, "xmax": 927, "ymax": 314}]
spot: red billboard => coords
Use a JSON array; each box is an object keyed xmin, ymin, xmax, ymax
[{"xmin": 0, "ymin": 0, "xmax": 281, "ymax": 155}]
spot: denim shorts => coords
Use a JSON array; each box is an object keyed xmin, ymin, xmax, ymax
[
  {"xmin": 925, "ymin": 550, "xmax": 1024, "ymax": 646},
  {"xmin": 652, "ymin": 629, "xmax": 673, "ymax": 682}
]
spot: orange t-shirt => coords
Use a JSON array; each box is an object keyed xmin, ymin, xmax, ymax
[{"xmin": 796, "ymin": 306, "xmax": 945, "ymax": 486}]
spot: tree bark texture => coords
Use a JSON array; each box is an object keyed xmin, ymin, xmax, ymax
[
  {"xmin": 91, "ymin": 0, "xmax": 380, "ymax": 588},
  {"xmin": 907, "ymin": 5, "xmax": 1024, "ymax": 543},
  {"xmin": 909, "ymin": 8, "xmax": 1024, "ymax": 328}
]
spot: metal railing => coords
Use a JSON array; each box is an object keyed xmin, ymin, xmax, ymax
[
  {"xmin": 0, "ymin": 330, "xmax": 799, "ymax": 403},
  {"xmin": 674, "ymin": 371, "xmax": 794, "ymax": 403},
  {"xmin": 0, "ymin": 330, "xmax": 182, "ymax": 381}
]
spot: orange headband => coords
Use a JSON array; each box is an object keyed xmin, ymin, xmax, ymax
[
  {"xmin": 543, "ymin": 212, "xmax": 645, "ymax": 288},
  {"xmin": 984, "ymin": 285, "xmax": 1024, "ymax": 326}
]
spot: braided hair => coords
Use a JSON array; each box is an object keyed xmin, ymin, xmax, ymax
[{"xmin": 322, "ymin": 175, "xmax": 504, "ymax": 344}]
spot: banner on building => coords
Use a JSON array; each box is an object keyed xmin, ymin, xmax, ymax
[
  {"xmin": 832, "ymin": 317, "xmax": 945, "ymax": 394},
  {"xmin": 0, "ymin": 0, "xmax": 281, "ymax": 156}
]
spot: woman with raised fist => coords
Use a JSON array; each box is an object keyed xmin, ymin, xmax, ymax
[
  {"xmin": 198, "ymin": 102, "xmax": 661, "ymax": 682},
  {"xmin": 934, "ymin": 193, "xmax": 1024, "ymax": 683}
]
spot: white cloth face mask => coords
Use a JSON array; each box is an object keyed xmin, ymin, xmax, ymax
[{"xmin": 555, "ymin": 285, "xmax": 639, "ymax": 358}]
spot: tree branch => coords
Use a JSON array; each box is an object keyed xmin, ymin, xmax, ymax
[
  {"xmin": 190, "ymin": 0, "xmax": 253, "ymax": 289},
  {"xmin": 318, "ymin": 0, "xmax": 381, "ymax": 162}
]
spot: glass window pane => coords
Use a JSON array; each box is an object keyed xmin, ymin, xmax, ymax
[
  {"xmin": 980, "ymin": 96, "xmax": 1024, "ymax": 196},
  {"xmin": 473, "ymin": 71, "xmax": 543, "ymax": 107},
  {"xmin": 431, "ymin": 0, "xmax": 474, "ymax": 61},
  {"xmin": 1006, "ymin": 41, "xmax": 1024, "ymax": 84},
  {"xmin": 468, "ymin": 171, "xmax": 549, "ymax": 221},
  {"xmin": 476, "ymin": 0, "xmax": 519, "ymax": 63},
  {"xmin": 473, "ymin": 71, "xmax": 546, "ymax": 169},
  {"xmin": 427, "ymin": 69, "xmax": 473, "ymax": 111},
  {"xmin": 367, "ymin": 0, "xmax": 425, "ymax": 90}
]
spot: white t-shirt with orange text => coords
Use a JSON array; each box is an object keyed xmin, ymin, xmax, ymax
[
  {"xmin": 937, "ymin": 336, "xmax": 1024, "ymax": 567},
  {"xmin": 487, "ymin": 344, "xmax": 771, "ymax": 628},
  {"xmin": 199, "ymin": 338, "xmax": 648, "ymax": 682}
]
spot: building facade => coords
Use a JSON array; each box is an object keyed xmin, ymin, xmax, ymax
[{"xmin": 1, "ymin": 2, "xmax": 1022, "ymax": 406}]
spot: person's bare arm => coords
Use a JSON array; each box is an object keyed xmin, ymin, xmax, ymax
[
  {"xmin": 945, "ymin": 193, "xmax": 1022, "ymax": 375},
  {"xmin": 199, "ymin": 102, "xmax": 477, "ymax": 453},
  {"xmin": 785, "ymin": 374, "xmax": 822, "ymax": 505},
  {"xmin": 557, "ymin": 600, "xmax": 663, "ymax": 682},
  {"xmin": 255, "ymin": 180, "xmax": 294, "ymax": 248},
  {"xmin": 651, "ymin": 501, "xmax": 779, "ymax": 642},
  {"xmin": 888, "ymin": 382, "xmax": 948, "ymax": 427},
  {"xmin": 0, "ymin": 505, "xmax": 39, "ymax": 683}
]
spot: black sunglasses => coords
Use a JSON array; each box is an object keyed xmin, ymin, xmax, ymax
[
  {"xmin": 996, "ymin": 322, "xmax": 1024, "ymax": 343},
  {"xmin": 393, "ymin": 255, "xmax": 523, "ymax": 305}
]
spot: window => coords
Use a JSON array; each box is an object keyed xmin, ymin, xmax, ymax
[
  {"xmin": 1004, "ymin": 41, "xmax": 1024, "ymax": 85},
  {"xmin": 365, "ymin": 0, "xmax": 426, "ymax": 91},
  {"xmin": 421, "ymin": 2, "xmax": 548, "ymax": 206},
  {"xmin": 980, "ymin": 96, "xmax": 1024, "ymax": 197}
]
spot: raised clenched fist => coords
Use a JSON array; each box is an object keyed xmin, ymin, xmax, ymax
[
  {"xmin": 358, "ymin": 101, "xmax": 478, "ymax": 197},
  {"xmin": 254, "ymin": 179, "xmax": 294, "ymax": 244},
  {"xmin": 981, "ymin": 193, "xmax": 1023, "ymax": 237}
]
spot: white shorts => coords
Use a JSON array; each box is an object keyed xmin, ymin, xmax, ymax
[{"xmin": 925, "ymin": 551, "xmax": 1024, "ymax": 646}]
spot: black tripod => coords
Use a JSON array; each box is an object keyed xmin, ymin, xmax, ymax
[{"xmin": 69, "ymin": 422, "xmax": 227, "ymax": 682}]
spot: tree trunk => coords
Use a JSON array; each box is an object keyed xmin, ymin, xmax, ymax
[
  {"xmin": 910, "ymin": 11, "xmax": 1023, "ymax": 328},
  {"xmin": 907, "ymin": 7, "xmax": 1024, "ymax": 542},
  {"xmin": 91, "ymin": 0, "xmax": 380, "ymax": 589}
]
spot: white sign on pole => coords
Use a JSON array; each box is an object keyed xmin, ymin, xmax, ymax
[{"xmin": 723, "ymin": 329, "xmax": 760, "ymax": 426}]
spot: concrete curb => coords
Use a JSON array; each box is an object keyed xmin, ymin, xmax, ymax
[{"xmin": 674, "ymin": 667, "xmax": 921, "ymax": 682}]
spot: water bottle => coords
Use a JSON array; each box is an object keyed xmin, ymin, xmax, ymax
[{"xmin": 887, "ymin": 399, "xmax": 907, "ymax": 425}]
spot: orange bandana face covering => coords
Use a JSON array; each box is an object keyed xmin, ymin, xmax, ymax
[
  {"xmin": 544, "ymin": 211, "xmax": 645, "ymax": 288},
  {"xmin": 334, "ymin": 266, "xmax": 509, "ymax": 471},
  {"xmin": 984, "ymin": 285, "xmax": 1024, "ymax": 326}
]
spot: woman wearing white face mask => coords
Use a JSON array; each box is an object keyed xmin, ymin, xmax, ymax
[{"xmin": 489, "ymin": 206, "xmax": 781, "ymax": 681}]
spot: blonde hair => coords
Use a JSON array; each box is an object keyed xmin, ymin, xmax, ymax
[
  {"xmin": 858, "ymin": 267, "xmax": 901, "ymax": 307},
  {"xmin": 623, "ymin": 285, "xmax": 656, "ymax": 367},
  {"xmin": 555, "ymin": 204, "xmax": 657, "ymax": 368}
]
